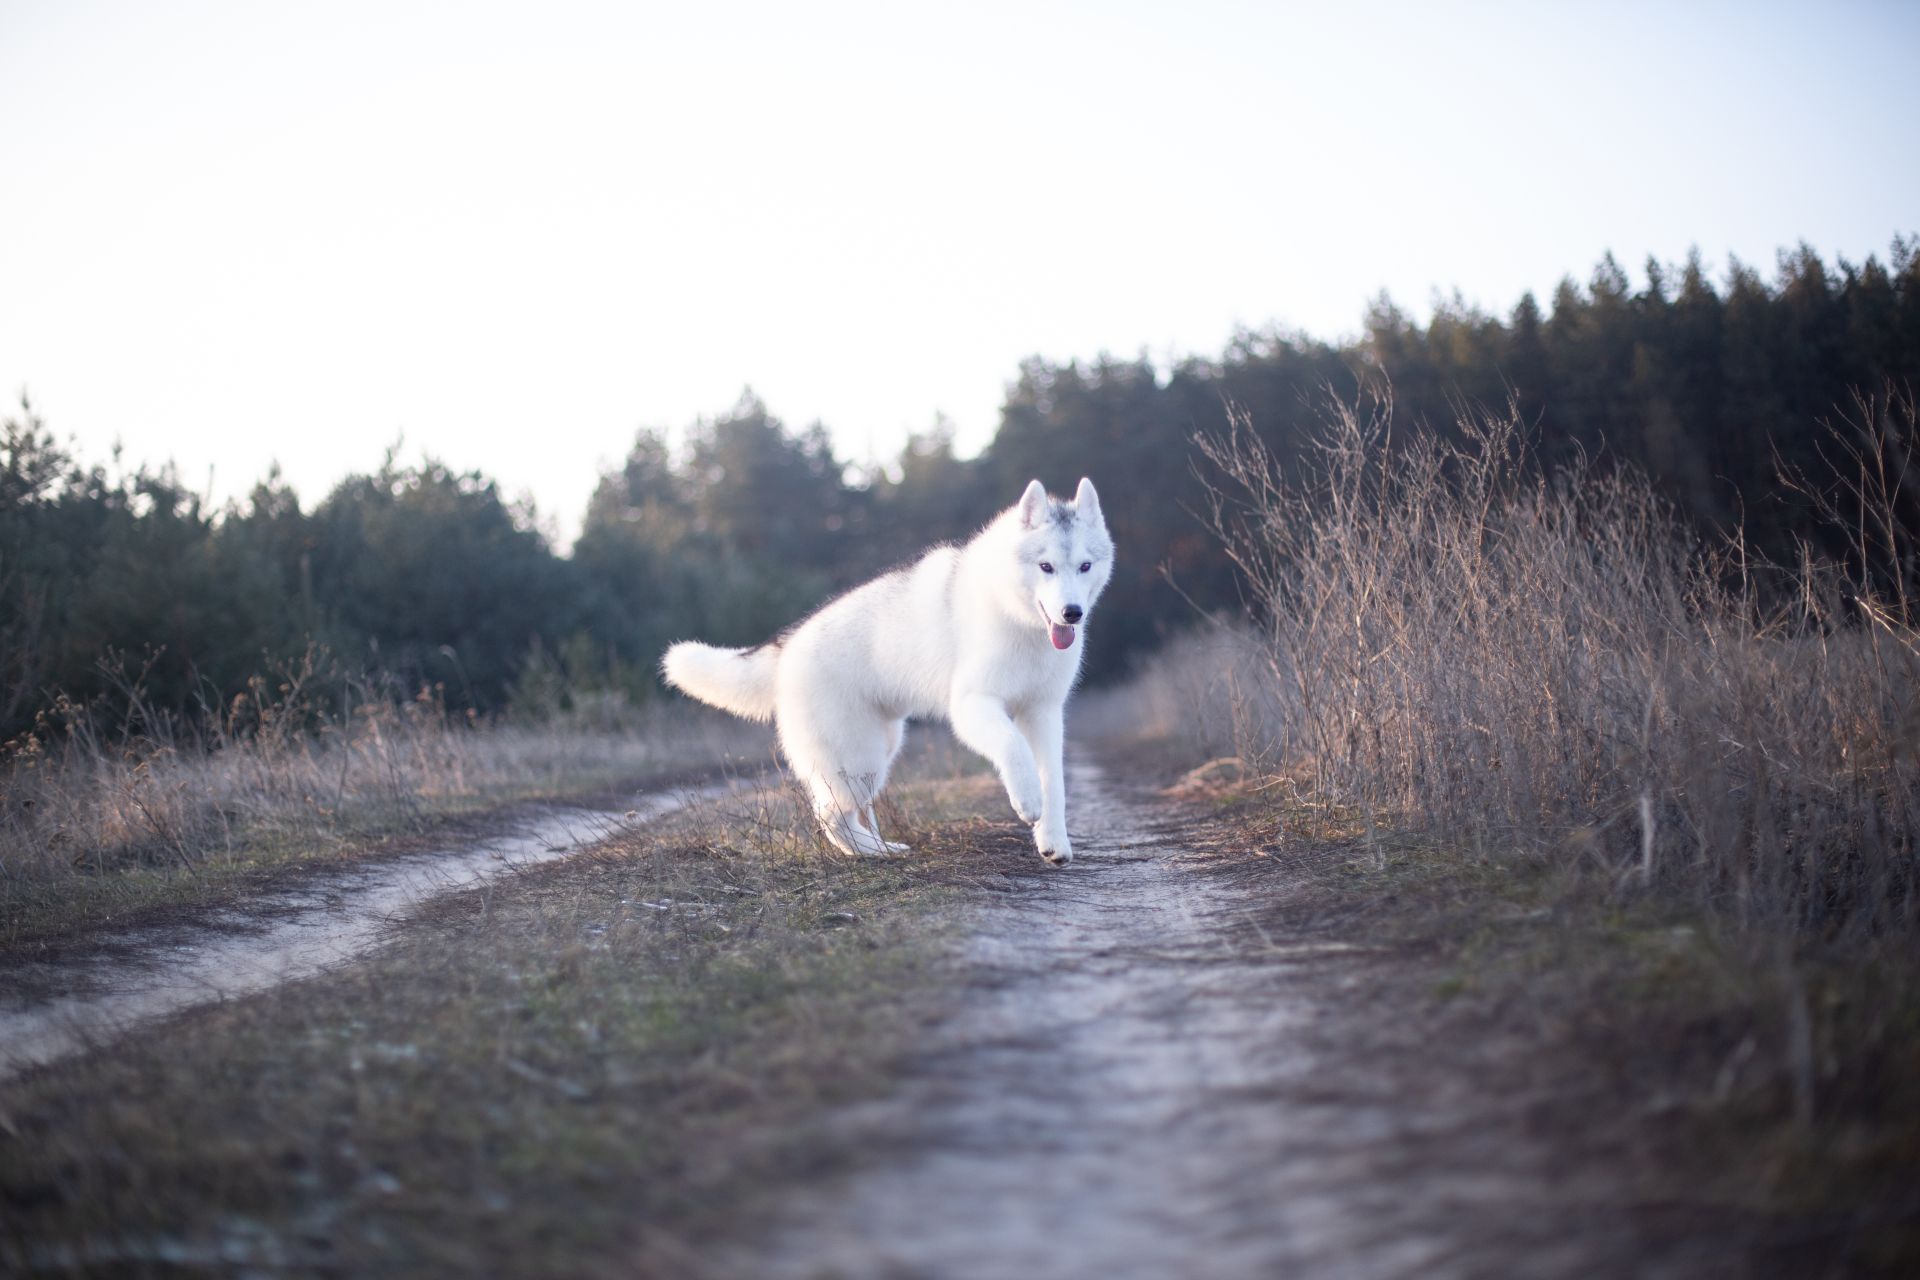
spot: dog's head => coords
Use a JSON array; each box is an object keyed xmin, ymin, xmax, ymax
[{"xmin": 1011, "ymin": 477, "xmax": 1113, "ymax": 652}]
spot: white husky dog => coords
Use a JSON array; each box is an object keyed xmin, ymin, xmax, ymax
[{"xmin": 662, "ymin": 478, "xmax": 1112, "ymax": 864}]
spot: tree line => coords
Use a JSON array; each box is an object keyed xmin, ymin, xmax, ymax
[{"xmin": 3, "ymin": 235, "xmax": 1916, "ymax": 740}]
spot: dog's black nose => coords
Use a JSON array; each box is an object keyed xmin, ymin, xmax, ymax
[{"xmin": 1062, "ymin": 605, "xmax": 1083, "ymax": 624}]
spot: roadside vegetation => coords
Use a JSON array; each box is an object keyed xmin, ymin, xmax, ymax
[
  {"xmin": 1127, "ymin": 384, "xmax": 1920, "ymax": 1267},
  {"xmin": 0, "ymin": 650, "xmax": 770, "ymax": 950}
]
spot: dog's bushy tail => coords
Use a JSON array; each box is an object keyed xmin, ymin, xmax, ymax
[{"xmin": 660, "ymin": 641, "xmax": 779, "ymax": 722}]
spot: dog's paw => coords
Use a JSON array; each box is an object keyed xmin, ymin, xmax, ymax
[
  {"xmin": 1035, "ymin": 829, "xmax": 1073, "ymax": 866},
  {"xmin": 1005, "ymin": 774, "xmax": 1044, "ymax": 825}
]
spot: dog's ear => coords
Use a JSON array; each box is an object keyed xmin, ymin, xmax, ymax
[
  {"xmin": 1018, "ymin": 479, "xmax": 1048, "ymax": 529},
  {"xmin": 1074, "ymin": 477, "xmax": 1102, "ymax": 524}
]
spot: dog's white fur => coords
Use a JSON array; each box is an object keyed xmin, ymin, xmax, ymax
[{"xmin": 662, "ymin": 478, "xmax": 1113, "ymax": 864}]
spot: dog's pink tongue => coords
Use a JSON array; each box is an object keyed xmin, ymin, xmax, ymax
[{"xmin": 1050, "ymin": 623, "xmax": 1076, "ymax": 650}]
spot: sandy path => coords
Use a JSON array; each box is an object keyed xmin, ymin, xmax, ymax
[
  {"xmin": 0, "ymin": 781, "xmax": 745, "ymax": 1080},
  {"xmin": 722, "ymin": 762, "xmax": 1694, "ymax": 1280}
]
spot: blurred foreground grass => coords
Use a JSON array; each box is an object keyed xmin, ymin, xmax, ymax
[{"xmin": 0, "ymin": 757, "xmax": 1040, "ymax": 1277}]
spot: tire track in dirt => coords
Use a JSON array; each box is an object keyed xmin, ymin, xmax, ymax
[
  {"xmin": 0, "ymin": 781, "xmax": 749, "ymax": 1080},
  {"xmin": 720, "ymin": 761, "xmax": 1695, "ymax": 1280}
]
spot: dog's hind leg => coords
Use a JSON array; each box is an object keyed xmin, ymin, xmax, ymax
[
  {"xmin": 778, "ymin": 694, "xmax": 903, "ymax": 857},
  {"xmin": 862, "ymin": 807, "xmax": 909, "ymax": 854},
  {"xmin": 863, "ymin": 719, "xmax": 910, "ymax": 853},
  {"xmin": 809, "ymin": 776, "xmax": 895, "ymax": 858}
]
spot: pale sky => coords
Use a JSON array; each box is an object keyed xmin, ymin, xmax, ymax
[{"xmin": 3, "ymin": 0, "xmax": 1916, "ymax": 542}]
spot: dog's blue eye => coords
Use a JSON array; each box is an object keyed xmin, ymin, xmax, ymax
[
  {"xmin": 1039, "ymin": 562, "xmax": 1054, "ymax": 574},
  {"xmin": 1079, "ymin": 562, "xmax": 1091, "ymax": 573}
]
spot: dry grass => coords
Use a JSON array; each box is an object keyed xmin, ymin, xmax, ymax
[
  {"xmin": 1194, "ymin": 389, "xmax": 1919, "ymax": 946},
  {"xmin": 0, "ymin": 653, "xmax": 772, "ymax": 946}
]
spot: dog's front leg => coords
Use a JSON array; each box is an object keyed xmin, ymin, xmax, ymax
[
  {"xmin": 1016, "ymin": 704, "xmax": 1071, "ymax": 865},
  {"xmin": 950, "ymin": 693, "xmax": 1043, "ymax": 825}
]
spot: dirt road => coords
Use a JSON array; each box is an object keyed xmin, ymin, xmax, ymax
[
  {"xmin": 719, "ymin": 763, "xmax": 1733, "ymax": 1280},
  {"xmin": 0, "ymin": 783, "xmax": 739, "ymax": 1080}
]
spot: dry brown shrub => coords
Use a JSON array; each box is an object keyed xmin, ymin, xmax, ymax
[{"xmin": 1193, "ymin": 387, "xmax": 1919, "ymax": 944}]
